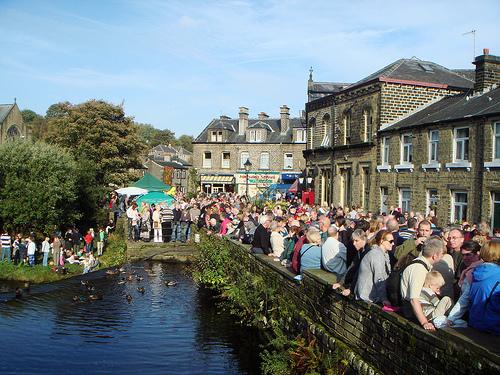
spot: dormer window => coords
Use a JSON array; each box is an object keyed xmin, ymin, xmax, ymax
[
  {"xmin": 249, "ymin": 129, "xmax": 262, "ymax": 142},
  {"xmin": 295, "ymin": 129, "xmax": 306, "ymax": 143},
  {"xmin": 210, "ymin": 131, "xmax": 223, "ymax": 142}
]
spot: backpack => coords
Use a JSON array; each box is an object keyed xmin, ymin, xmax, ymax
[
  {"xmin": 282, "ymin": 236, "xmax": 297, "ymax": 261},
  {"xmin": 386, "ymin": 255, "xmax": 430, "ymax": 306}
]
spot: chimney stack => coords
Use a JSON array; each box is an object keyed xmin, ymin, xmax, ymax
[
  {"xmin": 280, "ymin": 105, "xmax": 290, "ymax": 134},
  {"xmin": 473, "ymin": 48, "xmax": 500, "ymax": 93},
  {"xmin": 258, "ymin": 112, "xmax": 269, "ymax": 121},
  {"xmin": 238, "ymin": 107, "xmax": 249, "ymax": 135}
]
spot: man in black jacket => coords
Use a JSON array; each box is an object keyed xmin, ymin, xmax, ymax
[{"xmin": 251, "ymin": 215, "xmax": 272, "ymax": 254}]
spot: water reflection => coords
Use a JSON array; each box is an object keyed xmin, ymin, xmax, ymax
[{"xmin": 0, "ymin": 262, "xmax": 261, "ymax": 375}]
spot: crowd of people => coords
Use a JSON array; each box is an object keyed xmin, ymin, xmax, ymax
[
  {"xmin": 3, "ymin": 189, "xmax": 498, "ymax": 336},
  {"xmin": 0, "ymin": 223, "xmax": 113, "ymax": 274},
  {"xmin": 162, "ymin": 191, "xmax": 498, "ymax": 335}
]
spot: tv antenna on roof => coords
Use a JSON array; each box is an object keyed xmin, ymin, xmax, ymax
[{"xmin": 462, "ymin": 29, "xmax": 476, "ymax": 61}]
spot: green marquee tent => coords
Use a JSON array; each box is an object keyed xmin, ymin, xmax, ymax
[
  {"xmin": 135, "ymin": 191, "xmax": 175, "ymax": 206},
  {"xmin": 131, "ymin": 173, "xmax": 170, "ymax": 192}
]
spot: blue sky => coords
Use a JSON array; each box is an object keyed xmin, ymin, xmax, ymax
[{"xmin": 1, "ymin": 0, "xmax": 499, "ymax": 137}]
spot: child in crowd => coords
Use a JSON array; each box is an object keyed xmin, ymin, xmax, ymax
[{"xmin": 419, "ymin": 271, "xmax": 452, "ymax": 328}]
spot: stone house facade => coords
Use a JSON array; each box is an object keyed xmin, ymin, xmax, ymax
[
  {"xmin": 146, "ymin": 144, "xmax": 192, "ymax": 194},
  {"xmin": 192, "ymin": 106, "xmax": 306, "ymax": 196},
  {"xmin": 377, "ymin": 50, "xmax": 500, "ymax": 227},
  {"xmin": 0, "ymin": 103, "xmax": 28, "ymax": 143},
  {"xmin": 305, "ymin": 58, "xmax": 475, "ymax": 209}
]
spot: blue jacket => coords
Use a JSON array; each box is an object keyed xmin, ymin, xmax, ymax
[
  {"xmin": 299, "ymin": 244, "xmax": 322, "ymax": 274},
  {"xmin": 469, "ymin": 263, "xmax": 500, "ymax": 335}
]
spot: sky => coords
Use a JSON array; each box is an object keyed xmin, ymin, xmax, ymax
[{"xmin": 1, "ymin": 0, "xmax": 499, "ymax": 137}]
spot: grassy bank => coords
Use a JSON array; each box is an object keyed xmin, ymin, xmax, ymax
[{"xmin": 0, "ymin": 233, "xmax": 127, "ymax": 284}]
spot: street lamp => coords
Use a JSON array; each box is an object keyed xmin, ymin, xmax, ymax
[{"xmin": 244, "ymin": 158, "xmax": 252, "ymax": 198}]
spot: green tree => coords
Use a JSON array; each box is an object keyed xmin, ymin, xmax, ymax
[
  {"xmin": 46, "ymin": 100, "xmax": 146, "ymax": 187},
  {"xmin": 0, "ymin": 141, "xmax": 82, "ymax": 233},
  {"xmin": 21, "ymin": 109, "xmax": 48, "ymax": 141},
  {"xmin": 151, "ymin": 128, "xmax": 176, "ymax": 147},
  {"xmin": 46, "ymin": 101, "xmax": 71, "ymax": 119},
  {"xmin": 177, "ymin": 134, "xmax": 194, "ymax": 152}
]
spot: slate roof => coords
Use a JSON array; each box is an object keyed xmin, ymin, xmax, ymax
[
  {"xmin": 150, "ymin": 157, "xmax": 189, "ymax": 169},
  {"xmin": 151, "ymin": 144, "xmax": 177, "ymax": 153},
  {"xmin": 194, "ymin": 116, "xmax": 304, "ymax": 144},
  {"xmin": 0, "ymin": 104, "xmax": 14, "ymax": 123},
  {"xmin": 351, "ymin": 58, "xmax": 474, "ymax": 90},
  {"xmin": 380, "ymin": 86, "xmax": 500, "ymax": 133},
  {"xmin": 308, "ymin": 81, "xmax": 350, "ymax": 101}
]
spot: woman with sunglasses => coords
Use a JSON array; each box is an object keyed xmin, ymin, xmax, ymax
[{"xmin": 354, "ymin": 229, "xmax": 393, "ymax": 306}]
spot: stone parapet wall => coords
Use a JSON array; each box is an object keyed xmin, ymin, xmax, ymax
[{"xmin": 214, "ymin": 236, "xmax": 499, "ymax": 374}]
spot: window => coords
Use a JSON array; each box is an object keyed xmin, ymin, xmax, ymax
[
  {"xmin": 203, "ymin": 151, "xmax": 212, "ymax": 168},
  {"xmin": 260, "ymin": 152, "xmax": 270, "ymax": 170},
  {"xmin": 452, "ymin": 191, "xmax": 468, "ymax": 223},
  {"xmin": 182, "ymin": 170, "xmax": 186, "ymax": 179},
  {"xmin": 492, "ymin": 192, "xmax": 500, "ymax": 230},
  {"xmin": 401, "ymin": 134, "xmax": 413, "ymax": 164},
  {"xmin": 494, "ymin": 122, "xmax": 500, "ymax": 160},
  {"xmin": 380, "ymin": 187, "xmax": 389, "ymax": 214},
  {"xmin": 400, "ymin": 188, "xmax": 411, "ymax": 213},
  {"xmin": 382, "ymin": 137, "xmax": 390, "ymax": 165},
  {"xmin": 221, "ymin": 152, "xmax": 230, "ymax": 169},
  {"xmin": 308, "ymin": 118, "xmax": 316, "ymax": 148},
  {"xmin": 249, "ymin": 129, "xmax": 262, "ymax": 142},
  {"xmin": 321, "ymin": 114, "xmax": 331, "ymax": 147},
  {"xmin": 454, "ymin": 127, "xmax": 469, "ymax": 161},
  {"xmin": 284, "ymin": 153, "xmax": 293, "ymax": 170},
  {"xmin": 427, "ymin": 189, "xmax": 439, "ymax": 215},
  {"xmin": 429, "ymin": 130, "xmax": 439, "ymax": 163},
  {"xmin": 240, "ymin": 152, "xmax": 249, "ymax": 168},
  {"xmin": 211, "ymin": 131, "xmax": 223, "ymax": 142},
  {"xmin": 296, "ymin": 129, "xmax": 307, "ymax": 143},
  {"xmin": 343, "ymin": 113, "xmax": 351, "ymax": 145},
  {"xmin": 363, "ymin": 110, "xmax": 373, "ymax": 142}
]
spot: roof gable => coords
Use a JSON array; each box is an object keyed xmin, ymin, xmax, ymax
[{"xmin": 0, "ymin": 104, "xmax": 15, "ymax": 124}]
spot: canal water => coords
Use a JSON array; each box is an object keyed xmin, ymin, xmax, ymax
[{"xmin": 0, "ymin": 262, "xmax": 262, "ymax": 375}]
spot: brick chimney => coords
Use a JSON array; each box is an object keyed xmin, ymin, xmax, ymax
[
  {"xmin": 280, "ymin": 105, "xmax": 290, "ymax": 134},
  {"xmin": 238, "ymin": 107, "xmax": 249, "ymax": 135},
  {"xmin": 473, "ymin": 48, "xmax": 500, "ymax": 93},
  {"xmin": 258, "ymin": 112, "xmax": 269, "ymax": 121}
]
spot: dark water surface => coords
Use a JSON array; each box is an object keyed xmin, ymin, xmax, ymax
[{"xmin": 0, "ymin": 262, "xmax": 262, "ymax": 375}]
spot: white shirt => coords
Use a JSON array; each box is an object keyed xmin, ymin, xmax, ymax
[
  {"xmin": 321, "ymin": 237, "xmax": 347, "ymax": 277},
  {"xmin": 27, "ymin": 241, "xmax": 36, "ymax": 256}
]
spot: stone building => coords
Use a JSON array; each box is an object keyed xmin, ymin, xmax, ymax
[
  {"xmin": 305, "ymin": 57, "xmax": 474, "ymax": 208},
  {"xmin": 192, "ymin": 106, "xmax": 306, "ymax": 196},
  {"xmin": 145, "ymin": 144, "xmax": 192, "ymax": 194},
  {"xmin": 0, "ymin": 103, "xmax": 28, "ymax": 143},
  {"xmin": 377, "ymin": 49, "xmax": 500, "ymax": 227}
]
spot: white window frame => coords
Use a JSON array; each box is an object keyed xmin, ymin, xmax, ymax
[
  {"xmin": 453, "ymin": 127, "xmax": 470, "ymax": 162},
  {"xmin": 494, "ymin": 122, "xmax": 500, "ymax": 160},
  {"xmin": 296, "ymin": 129, "xmax": 306, "ymax": 143},
  {"xmin": 221, "ymin": 152, "xmax": 230, "ymax": 169},
  {"xmin": 492, "ymin": 192, "xmax": 500, "ymax": 230},
  {"xmin": 210, "ymin": 130, "xmax": 223, "ymax": 142},
  {"xmin": 260, "ymin": 152, "xmax": 270, "ymax": 170},
  {"xmin": 382, "ymin": 137, "xmax": 390, "ymax": 165},
  {"xmin": 202, "ymin": 151, "xmax": 212, "ymax": 168},
  {"xmin": 343, "ymin": 114, "xmax": 351, "ymax": 145},
  {"xmin": 452, "ymin": 191, "xmax": 468, "ymax": 223},
  {"xmin": 284, "ymin": 153, "xmax": 293, "ymax": 170},
  {"xmin": 401, "ymin": 133, "xmax": 413, "ymax": 164},
  {"xmin": 240, "ymin": 152, "xmax": 249, "ymax": 169},
  {"xmin": 429, "ymin": 130, "xmax": 439, "ymax": 163},
  {"xmin": 363, "ymin": 110, "xmax": 372, "ymax": 142},
  {"xmin": 249, "ymin": 129, "xmax": 262, "ymax": 142},
  {"xmin": 399, "ymin": 188, "xmax": 411, "ymax": 213}
]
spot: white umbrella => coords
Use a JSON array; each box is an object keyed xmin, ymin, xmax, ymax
[{"xmin": 115, "ymin": 187, "xmax": 148, "ymax": 196}]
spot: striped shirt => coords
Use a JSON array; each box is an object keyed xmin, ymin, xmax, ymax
[{"xmin": 1, "ymin": 234, "xmax": 11, "ymax": 247}]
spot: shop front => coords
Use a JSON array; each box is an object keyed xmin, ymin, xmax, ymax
[
  {"xmin": 200, "ymin": 175, "xmax": 235, "ymax": 194},
  {"xmin": 235, "ymin": 171, "xmax": 280, "ymax": 197}
]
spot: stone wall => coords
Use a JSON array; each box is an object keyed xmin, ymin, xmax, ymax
[{"xmin": 210, "ymin": 236, "xmax": 500, "ymax": 375}]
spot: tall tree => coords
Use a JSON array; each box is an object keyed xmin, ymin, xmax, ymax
[
  {"xmin": 176, "ymin": 134, "xmax": 194, "ymax": 152},
  {"xmin": 0, "ymin": 141, "xmax": 82, "ymax": 233},
  {"xmin": 21, "ymin": 109, "xmax": 48, "ymax": 141},
  {"xmin": 46, "ymin": 100, "xmax": 146, "ymax": 187}
]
